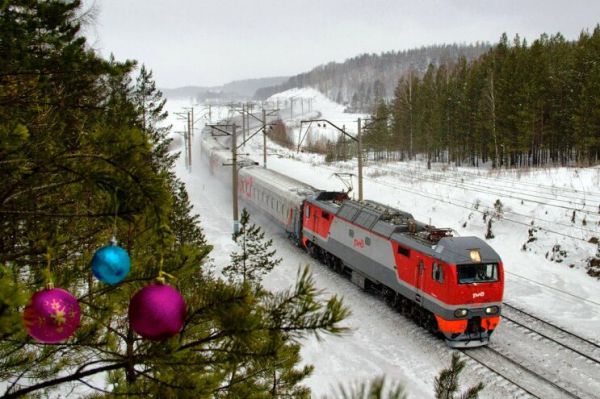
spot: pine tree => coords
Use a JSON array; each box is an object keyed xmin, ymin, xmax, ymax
[
  {"xmin": 0, "ymin": 2, "xmax": 349, "ymax": 397},
  {"xmin": 223, "ymin": 208, "xmax": 282, "ymax": 285},
  {"xmin": 133, "ymin": 64, "xmax": 176, "ymax": 174},
  {"xmin": 434, "ymin": 353, "xmax": 484, "ymax": 399},
  {"xmin": 330, "ymin": 377, "xmax": 407, "ymax": 399}
]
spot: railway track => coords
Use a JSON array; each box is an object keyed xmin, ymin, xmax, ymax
[
  {"xmin": 462, "ymin": 346, "xmax": 580, "ymax": 398},
  {"xmin": 461, "ymin": 303, "xmax": 600, "ymax": 399},
  {"xmin": 502, "ymin": 302, "xmax": 600, "ymax": 363}
]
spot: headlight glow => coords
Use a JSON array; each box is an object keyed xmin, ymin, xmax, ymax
[
  {"xmin": 485, "ymin": 306, "xmax": 499, "ymax": 315},
  {"xmin": 454, "ymin": 308, "xmax": 468, "ymax": 318}
]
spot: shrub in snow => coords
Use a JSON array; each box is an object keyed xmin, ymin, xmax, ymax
[
  {"xmin": 493, "ymin": 199, "xmax": 504, "ymax": 220},
  {"xmin": 546, "ymin": 244, "xmax": 568, "ymax": 263},
  {"xmin": 485, "ymin": 219, "xmax": 494, "ymax": 239},
  {"xmin": 527, "ymin": 227, "xmax": 538, "ymax": 243},
  {"xmin": 587, "ymin": 257, "xmax": 600, "ymax": 279}
]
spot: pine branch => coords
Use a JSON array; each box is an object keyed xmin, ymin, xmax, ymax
[{"xmin": 2, "ymin": 362, "xmax": 127, "ymax": 399}]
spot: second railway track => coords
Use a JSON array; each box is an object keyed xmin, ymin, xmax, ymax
[{"xmin": 462, "ymin": 303, "xmax": 600, "ymax": 398}]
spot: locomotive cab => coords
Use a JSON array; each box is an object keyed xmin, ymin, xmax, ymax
[{"xmin": 435, "ymin": 242, "xmax": 504, "ymax": 348}]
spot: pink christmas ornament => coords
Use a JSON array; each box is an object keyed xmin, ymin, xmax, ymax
[
  {"xmin": 128, "ymin": 283, "xmax": 186, "ymax": 340},
  {"xmin": 23, "ymin": 288, "xmax": 81, "ymax": 344}
]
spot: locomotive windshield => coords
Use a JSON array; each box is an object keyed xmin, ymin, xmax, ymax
[{"xmin": 457, "ymin": 263, "xmax": 498, "ymax": 284}]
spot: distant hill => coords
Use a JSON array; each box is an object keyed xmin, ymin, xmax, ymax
[
  {"xmin": 254, "ymin": 43, "xmax": 491, "ymax": 111},
  {"xmin": 161, "ymin": 76, "xmax": 289, "ymax": 101},
  {"xmin": 161, "ymin": 85, "xmax": 212, "ymax": 99},
  {"xmin": 221, "ymin": 77, "xmax": 289, "ymax": 98}
]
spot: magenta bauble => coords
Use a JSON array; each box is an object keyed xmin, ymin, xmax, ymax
[
  {"xmin": 128, "ymin": 283, "xmax": 186, "ymax": 340},
  {"xmin": 23, "ymin": 288, "xmax": 81, "ymax": 344}
]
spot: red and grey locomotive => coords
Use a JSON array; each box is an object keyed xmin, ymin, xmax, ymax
[{"xmin": 202, "ymin": 129, "xmax": 504, "ymax": 348}]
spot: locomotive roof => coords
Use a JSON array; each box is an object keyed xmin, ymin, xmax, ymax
[{"xmin": 308, "ymin": 192, "xmax": 502, "ymax": 264}]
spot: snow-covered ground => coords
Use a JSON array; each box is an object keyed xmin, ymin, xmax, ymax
[{"xmin": 166, "ymin": 91, "xmax": 600, "ymax": 398}]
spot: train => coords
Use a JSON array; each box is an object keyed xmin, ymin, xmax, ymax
[{"xmin": 200, "ymin": 123, "xmax": 504, "ymax": 348}]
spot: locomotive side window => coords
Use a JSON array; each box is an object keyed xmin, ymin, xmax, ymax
[
  {"xmin": 349, "ymin": 229, "xmax": 354, "ymax": 238},
  {"xmin": 457, "ymin": 263, "xmax": 498, "ymax": 284},
  {"xmin": 365, "ymin": 237, "xmax": 371, "ymax": 246},
  {"xmin": 305, "ymin": 205, "xmax": 310, "ymax": 218},
  {"xmin": 432, "ymin": 262, "xmax": 443, "ymax": 282},
  {"xmin": 397, "ymin": 245, "xmax": 410, "ymax": 257}
]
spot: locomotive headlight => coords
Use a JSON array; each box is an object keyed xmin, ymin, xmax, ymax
[
  {"xmin": 454, "ymin": 308, "xmax": 468, "ymax": 318},
  {"xmin": 485, "ymin": 306, "xmax": 499, "ymax": 315}
]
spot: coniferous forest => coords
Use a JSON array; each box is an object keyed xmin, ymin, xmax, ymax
[
  {"xmin": 363, "ymin": 30, "xmax": 600, "ymax": 167},
  {"xmin": 0, "ymin": 1, "xmax": 349, "ymax": 397}
]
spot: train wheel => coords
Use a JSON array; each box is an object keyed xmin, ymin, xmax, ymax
[
  {"xmin": 383, "ymin": 287, "xmax": 397, "ymax": 307},
  {"xmin": 400, "ymin": 298, "xmax": 411, "ymax": 316},
  {"xmin": 306, "ymin": 242, "xmax": 317, "ymax": 259},
  {"xmin": 425, "ymin": 312, "xmax": 439, "ymax": 334}
]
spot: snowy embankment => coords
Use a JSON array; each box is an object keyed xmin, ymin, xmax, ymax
[{"xmin": 166, "ymin": 91, "xmax": 600, "ymax": 398}]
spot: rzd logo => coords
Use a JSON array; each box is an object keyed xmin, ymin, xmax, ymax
[
  {"xmin": 353, "ymin": 238, "xmax": 365, "ymax": 249},
  {"xmin": 472, "ymin": 291, "xmax": 485, "ymax": 299}
]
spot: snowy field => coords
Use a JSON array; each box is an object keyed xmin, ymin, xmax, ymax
[{"xmin": 166, "ymin": 91, "xmax": 600, "ymax": 398}]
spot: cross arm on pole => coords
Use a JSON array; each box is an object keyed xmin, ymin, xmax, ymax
[
  {"xmin": 236, "ymin": 108, "xmax": 264, "ymax": 124},
  {"xmin": 236, "ymin": 125, "xmax": 269, "ymax": 149},
  {"xmin": 207, "ymin": 124, "xmax": 235, "ymax": 137}
]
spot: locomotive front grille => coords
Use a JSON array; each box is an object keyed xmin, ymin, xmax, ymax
[{"xmin": 467, "ymin": 316, "xmax": 483, "ymax": 334}]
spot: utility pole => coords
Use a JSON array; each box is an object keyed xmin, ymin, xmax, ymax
[
  {"xmin": 408, "ymin": 70, "xmax": 413, "ymax": 160},
  {"xmin": 357, "ymin": 118, "xmax": 363, "ymax": 202},
  {"xmin": 175, "ymin": 109, "xmax": 192, "ymax": 170},
  {"xmin": 262, "ymin": 108, "xmax": 267, "ymax": 169},
  {"xmin": 232, "ymin": 123, "xmax": 239, "ymax": 233},
  {"xmin": 299, "ymin": 118, "xmax": 364, "ymax": 202},
  {"xmin": 191, "ymin": 107, "xmax": 194, "ymax": 139},
  {"xmin": 187, "ymin": 111, "xmax": 192, "ymax": 171},
  {"xmin": 242, "ymin": 103, "xmax": 247, "ymax": 148}
]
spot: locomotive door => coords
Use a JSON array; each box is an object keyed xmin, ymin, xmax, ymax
[{"xmin": 415, "ymin": 258, "xmax": 425, "ymax": 305}]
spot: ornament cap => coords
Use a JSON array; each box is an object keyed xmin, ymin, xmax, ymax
[{"xmin": 156, "ymin": 270, "xmax": 175, "ymax": 285}]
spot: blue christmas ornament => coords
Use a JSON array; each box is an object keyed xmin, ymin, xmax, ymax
[{"xmin": 91, "ymin": 239, "xmax": 131, "ymax": 285}]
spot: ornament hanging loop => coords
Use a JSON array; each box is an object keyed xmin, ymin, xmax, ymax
[
  {"xmin": 156, "ymin": 270, "xmax": 175, "ymax": 284},
  {"xmin": 156, "ymin": 255, "xmax": 175, "ymax": 284},
  {"xmin": 111, "ymin": 189, "xmax": 119, "ymax": 245},
  {"xmin": 44, "ymin": 247, "xmax": 54, "ymax": 290}
]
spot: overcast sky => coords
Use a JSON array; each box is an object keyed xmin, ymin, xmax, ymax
[{"xmin": 85, "ymin": 0, "xmax": 600, "ymax": 88}]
